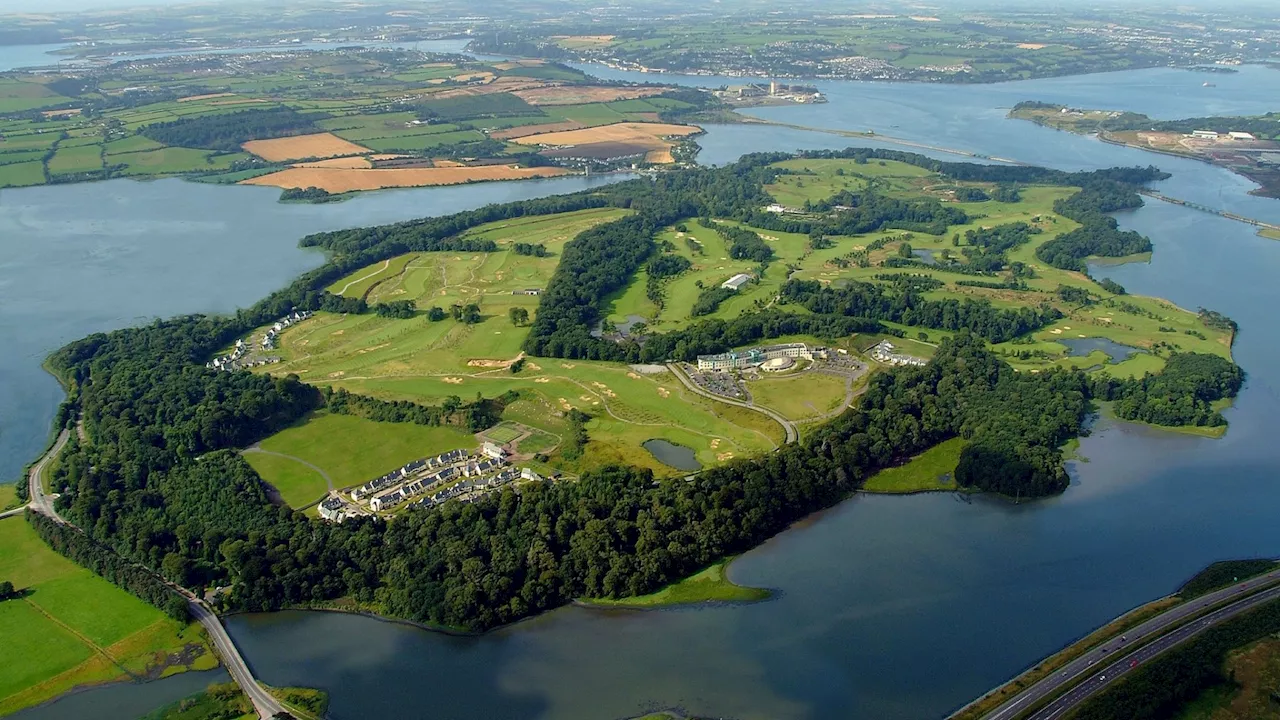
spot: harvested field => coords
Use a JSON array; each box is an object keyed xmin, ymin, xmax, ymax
[
  {"xmin": 242, "ymin": 132, "xmax": 372, "ymax": 162},
  {"xmin": 431, "ymin": 159, "xmax": 465, "ymax": 167},
  {"xmin": 178, "ymin": 92, "xmax": 235, "ymax": 102},
  {"xmin": 542, "ymin": 141, "xmax": 651, "ymax": 160},
  {"xmin": 489, "ymin": 121, "xmax": 586, "ymax": 140},
  {"xmin": 294, "ymin": 156, "xmax": 373, "ymax": 169},
  {"xmin": 513, "ymin": 122, "xmax": 700, "ymax": 149},
  {"xmin": 646, "ymin": 148, "xmax": 675, "ymax": 164},
  {"xmin": 451, "ymin": 72, "xmax": 494, "ymax": 83},
  {"xmin": 240, "ymin": 165, "xmax": 571, "ymax": 193},
  {"xmin": 430, "ymin": 78, "xmax": 548, "ymax": 100},
  {"xmin": 41, "ymin": 108, "xmax": 81, "ymax": 118},
  {"xmin": 1017, "ymin": 43, "xmax": 1047, "ymax": 49},
  {"xmin": 632, "ymin": 112, "xmax": 663, "ymax": 122},
  {"xmin": 513, "ymin": 85, "xmax": 670, "ymax": 106}
]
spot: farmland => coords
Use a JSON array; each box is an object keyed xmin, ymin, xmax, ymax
[
  {"xmin": 241, "ymin": 133, "xmax": 372, "ymax": 162},
  {"xmin": 0, "ymin": 47, "xmax": 713, "ymax": 195},
  {"xmin": 240, "ymin": 164, "xmax": 571, "ymax": 192},
  {"xmin": 0, "ymin": 515, "xmax": 215, "ymax": 715}
]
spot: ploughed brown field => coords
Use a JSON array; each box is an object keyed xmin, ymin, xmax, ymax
[
  {"xmin": 241, "ymin": 132, "xmax": 372, "ymax": 162},
  {"xmin": 512, "ymin": 85, "xmax": 671, "ymax": 106},
  {"xmin": 239, "ymin": 165, "xmax": 571, "ymax": 192}
]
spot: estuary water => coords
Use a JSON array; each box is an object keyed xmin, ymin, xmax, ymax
[
  {"xmin": 3, "ymin": 64, "xmax": 1280, "ymax": 719},
  {"xmin": 0, "ymin": 174, "xmax": 625, "ymax": 482}
]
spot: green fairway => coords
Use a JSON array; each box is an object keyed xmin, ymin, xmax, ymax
[
  {"xmin": 863, "ymin": 437, "xmax": 965, "ymax": 493},
  {"xmin": 582, "ymin": 559, "xmax": 770, "ymax": 607},
  {"xmin": 242, "ymin": 451, "xmax": 330, "ymax": 507},
  {"xmin": 0, "ymin": 516, "xmax": 212, "ymax": 714},
  {"xmin": 256, "ymin": 411, "xmax": 475, "ymax": 489}
]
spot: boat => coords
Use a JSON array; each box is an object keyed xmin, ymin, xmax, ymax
[{"xmin": 1203, "ymin": 81, "xmax": 1216, "ymax": 87}]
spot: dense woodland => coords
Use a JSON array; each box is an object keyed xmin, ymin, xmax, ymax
[
  {"xmin": 34, "ymin": 149, "xmax": 1242, "ymax": 630},
  {"xmin": 140, "ymin": 108, "xmax": 324, "ymax": 152},
  {"xmin": 780, "ymin": 278, "xmax": 1062, "ymax": 343}
]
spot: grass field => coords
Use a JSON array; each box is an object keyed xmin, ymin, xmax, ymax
[
  {"xmin": 242, "ymin": 451, "xmax": 330, "ymax": 507},
  {"xmin": 862, "ymin": 437, "xmax": 965, "ymax": 493},
  {"xmin": 48, "ymin": 144, "xmax": 103, "ymax": 175},
  {"xmin": 255, "ymin": 411, "xmax": 476, "ymax": 490},
  {"xmin": 581, "ymin": 559, "xmax": 770, "ymax": 607},
  {"xmin": 0, "ymin": 161, "xmax": 45, "ymax": 188},
  {"xmin": 746, "ymin": 371, "xmax": 849, "ymax": 421},
  {"xmin": 0, "ymin": 516, "xmax": 212, "ymax": 714},
  {"xmin": 0, "ymin": 483, "xmax": 18, "ymax": 511}
]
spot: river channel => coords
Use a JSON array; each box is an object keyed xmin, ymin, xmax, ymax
[{"xmin": 5, "ymin": 63, "xmax": 1280, "ymax": 720}]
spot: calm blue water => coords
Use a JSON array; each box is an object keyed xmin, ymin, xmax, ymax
[
  {"xmin": 0, "ymin": 39, "xmax": 478, "ymax": 71},
  {"xmin": 0, "ymin": 175, "xmax": 625, "ymax": 482},
  {"xmin": 6, "ymin": 63, "xmax": 1280, "ymax": 720}
]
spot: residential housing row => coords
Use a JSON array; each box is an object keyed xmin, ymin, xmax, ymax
[
  {"xmin": 322, "ymin": 442, "xmax": 545, "ymax": 520},
  {"xmin": 869, "ymin": 340, "xmax": 928, "ymax": 367},
  {"xmin": 205, "ymin": 309, "xmax": 310, "ymax": 372},
  {"xmin": 696, "ymin": 342, "xmax": 830, "ymax": 371}
]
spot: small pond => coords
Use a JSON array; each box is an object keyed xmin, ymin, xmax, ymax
[
  {"xmin": 912, "ymin": 249, "xmax": 940, "ymax": 265},
  {"xmin": 642, "ymin": 439, "xmax": 702, "ymax": 471},
  {"xmin": 1059, "ymin": 337, "xmax": 1145, "ymax": 364}
]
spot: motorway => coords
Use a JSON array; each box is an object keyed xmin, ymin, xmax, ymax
[
  {"xmin": 976, "ymin": 566, "xmax": 1280, "ymax": 720},
  {"xmin": 25, "ymin": 428, "xmax": 285, "ymax": 719},
  {"xmin": 666, "ymin": 362, "xmax": 800, "ymax": 443}
]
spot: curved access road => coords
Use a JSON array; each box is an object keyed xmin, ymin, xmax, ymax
[
  {"xmin": 666, "ymin": 363, "xmax": 799, "ymax": 444},
  {"xmin": 975, "ymin": 566, "xmax": 1280, "ymax": 720},
  {"xmin": 28, "ymin": 429, "xmax": 69, "ymax": 521},
  {"xmin": 27, "ymin": 428, "xmax": 285, "ymax": 719}
]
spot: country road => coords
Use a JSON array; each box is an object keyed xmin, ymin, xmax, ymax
[
  {"xmin": 666, "ymin": 363, "xmax": 799, "ymax": 443},
  {"xmin": 26, "ymin": 428, "xmax": 285, "ymax": 719},
  {"xmin": 974, "ymin": 566, "xmax": 1280, "ymax": 720}
]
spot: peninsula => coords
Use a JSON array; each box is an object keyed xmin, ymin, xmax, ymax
[
  {"xmin": 17, "ymin": 147, "xmax": 1244, "ymax": 659},
  {"xmin": 1009, "ymin": 101, "xmax": 1280, "ymax": 200}
]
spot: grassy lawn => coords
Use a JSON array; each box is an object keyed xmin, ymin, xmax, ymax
[
  {"xmin": 0, "ymin": 516, "xmax": 212, "ymax": 714},
  {"xmin": 0, "ymin": 483, "xmax": 18, "ymax": 511},
  {"xmin": 256, "ymin": 411, "xmax": 475, "ymax": 489},
  {"xmin": 863, "ymin": 437, "xmax": 965, "ymax": 493},
  {"xmin": 242, "ymin": 451, "xmax": 330, "ymax": 507},
  {"xmin": 746, "ymin": 371, "xmax": 849, "ymax": 421},
  {"xmin": 581, "ymin": 559, "xmax": 770, "ymax": 607}
]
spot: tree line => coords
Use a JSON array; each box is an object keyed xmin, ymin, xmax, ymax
[
  {"xmin": 779, "ymin": 278, "xmax": 1062, "ymax": 343},
  {"xmin": 322, "ymin": 387, "xmax": 509, "ymax": 432},
  {"xmin": 140, "ymin": 108, "xmax": 325, "ymax": 152}
]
